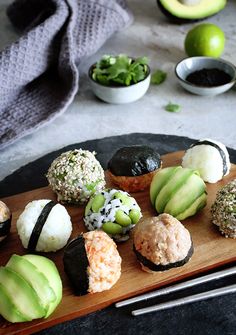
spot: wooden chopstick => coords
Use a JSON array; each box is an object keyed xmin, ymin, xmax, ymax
[
  {"xmin": 132, "ymin": 284, "xmax": 236, "ymax": 316},
  {"xmin": 115, "ymin": 265, "xmax": 236, "ymax": 308}
]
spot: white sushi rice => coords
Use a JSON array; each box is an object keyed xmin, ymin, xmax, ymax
[
  {"xmin": 17, "ymin": 199, "xmax": 72, "ymax": 252},
  {"xmin": 182, "ymin": 138, "xmax": 230, "ymax": 183},
  {"xmin": 84, "ymin": 189, "xmax": 141, "ymax": 239}
]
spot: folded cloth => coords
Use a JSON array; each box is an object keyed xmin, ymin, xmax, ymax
[{"xmin": 0, "ymin": 0, "xmax": 133, "ymax": 149}]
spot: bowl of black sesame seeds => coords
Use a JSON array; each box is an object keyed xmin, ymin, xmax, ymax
[{"xmin": 175, "ymin": 56, "xmax": 236, "ymax": 96}]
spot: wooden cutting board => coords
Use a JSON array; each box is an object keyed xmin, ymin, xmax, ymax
[{"xmin": 1, "ymin": 151, "xmax": 236, "ymax": 335}]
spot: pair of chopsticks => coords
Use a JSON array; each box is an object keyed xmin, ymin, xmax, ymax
[{"xmin": 115, "ymin": 265, "xmax": 236, "ymax": 316}]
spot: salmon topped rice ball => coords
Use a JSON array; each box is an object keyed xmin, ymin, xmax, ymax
[
  {"xmin": 63, "ymin": 231, "xmax": 121, "ymax": 295},
  {"xmin": 84, "ymin": 231, "xmax": 121, "ymax": 293}
]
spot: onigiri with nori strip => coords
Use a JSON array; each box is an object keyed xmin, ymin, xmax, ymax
[
  {"xmin": 17, "ymin": 199, "xmax": 72, "ymax": 252},
  {"xmin": 84, "ymin": 189, "xmax": 142, "ymax": 241},
  {"xmin": 47, "ymin": 149, "xmax": 105, "ymax": 204},
  {"xmin": 63, "ymin": 231, "xmax": 121, "ymax": 295},
  {"xmin": 182, "ymin": 138, "xmax": 230, "ymax": 183}
]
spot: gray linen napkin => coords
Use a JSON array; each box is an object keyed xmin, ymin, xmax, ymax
[{"xmin": 0, "ymin": 0, "xmax": 133, "ymax": 149}]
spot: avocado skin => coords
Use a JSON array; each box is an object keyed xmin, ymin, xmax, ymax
[{"xmin": 157, "ymin": 1, "xmax": 223, "ymax": 23}]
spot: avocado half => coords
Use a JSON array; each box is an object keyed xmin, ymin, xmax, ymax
[{"xmin": 157, "ymin": 0, "xmax": 227, "ymax": 23}]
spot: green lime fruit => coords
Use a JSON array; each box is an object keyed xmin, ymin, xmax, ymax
[{"xmin": 184, "ymin": 23, "xmax": 225, "ymax": 57}]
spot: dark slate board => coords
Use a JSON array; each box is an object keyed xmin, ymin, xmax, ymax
[
  {"xmin": 1, "ymin": 133, "xmax": 236, "ymax": 335},
  {"xmin": 1, "ymin": 133, "xmax": 236, "ymax": 198}
]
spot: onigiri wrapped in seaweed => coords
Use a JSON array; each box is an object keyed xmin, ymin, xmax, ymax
[
  {"xmin": 63, "ymin": 231, "xmax": 121, "ymax": 295},
  {"xmin": 84, "ymin": 189, "xmax": 142, "ymax": 241},
  {"xmin": 47, "ymin": 149, "xmax": 105, "ymax": 204},
  {"xmin": 133, "ymin": 214, "xmax": 193, "ymax": 273}
]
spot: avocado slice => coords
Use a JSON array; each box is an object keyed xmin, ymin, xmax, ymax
[
  {"xmin": 157, "ymin": 0, "xmax": 226, "ymax": 22},
  {"xmin": 164, "ymin": 172, "xmax": 206, "ymax": 217},
  {"xmin": 0, "ymin": 283, "xmax": 30, "ymax": 323},
  {"xmin": 7, "ymin": 255, "xmax": 56, "ymax": 314},
  {"xmin": 0, "ymin": 266, "xmax": 45, "ymax": 320},
  {"xmin": 22, "ymin": 254, "xmax": 62, "ymax": 318},
  {"xmin": 155, "ymin": 168, "xmax": 193, "ymax": 213},
  {"xmin": 150, "ymin": 166, "xmax": 181, "ymax": 205},
  {"xmin": 176, "ymin": 192, "xmax": 207, "ymax": 220}
]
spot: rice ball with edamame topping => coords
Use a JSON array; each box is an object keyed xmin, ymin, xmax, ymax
[
  {"xmin": 47, "ymin": 149, "xmax": 105, "ymax": 204},
  {"xmin": 84, "ymin": 189, "xmax": 142, "ymax": 241}
]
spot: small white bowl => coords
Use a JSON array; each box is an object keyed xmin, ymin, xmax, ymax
[
  {"xmin": 88, "ymin": 64, "xmax": 151, "ymax": 104},
  {"xmin": 175, "ymin": 57, "xmax": 236, "ymax": 96}
]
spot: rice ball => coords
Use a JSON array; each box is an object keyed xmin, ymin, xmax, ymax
[
  {"xmin": 17, "ymin": 199, "xmax": 72, "ymax": 252},
  {"xmin": 0, "ymin": 201, "xmax": 11, "ymax": 244},
  {"xmin": 211, "ymin": 180, "xmax": 236, "ymax": 238},
  {"xmin": 84, "ymin": 189, "xmax": 142, "ymax": 241},
  {"xmin": 63, "ymin": 230, "xmax": 122, "ymax": 294},
  {"xmin": 47, "ymin": 149, "xmax": 105, "ymax": 204},
  {"xmin": 133, "ymin": 214, "xmax": 193, "ymax": 273},
  {"xmin": 182, "ymin": 138, "xmax": 230, "ymax": 183}
]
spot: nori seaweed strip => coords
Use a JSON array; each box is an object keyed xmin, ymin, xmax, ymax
[
  {"xmin": 191, "ymin": 140, "xmax": 228, "ymax": 176},
  {"xmin": 108, "ymin": 145, "xmax": 161, "ymax": 176},
  {"xmin": 63, "ymin": 236, "xmax": 89, "ymax": 295},
  {"xmin": 27, "ymin": 201, "xmax": 56, "ymax": 251},
  {"xmin": 0, "ymin": 216, "xmax": 12, "ymax": 237},
  {"xmin": 133, "ymin": 242, "xmax": 194, "ymax": 272}
]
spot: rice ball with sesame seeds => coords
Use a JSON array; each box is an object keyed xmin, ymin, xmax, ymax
[
  {"xmin": 46, "ymin": 149, "xmax": 106, "ymax": 204},
  {"xmin": 63, "ymin": 230, "xmax": 122, "ymax": 295},
  {"xmin": 84, "ymin": 189, "xmax": 142, "ymax": 242},
  {"xmin": 211, "ymin": 180, "xmax": 236, "ymax": 238}
]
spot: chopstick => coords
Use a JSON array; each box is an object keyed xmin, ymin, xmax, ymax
[
  {"xmin": 115, "ymin": 265, "xmax": 236, "ymax": 309},
  {"xmin": 132, "ymin": 284, "xmax": 236, "ymax": 316}
]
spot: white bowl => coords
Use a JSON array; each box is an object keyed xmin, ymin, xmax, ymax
[
  {"xmin": 88, "ymin": 64, "xmax": 151, "ymax": 104},
  {"xmin": 175, "ymin": 57, "xmax": 236, "ymax": 96}
]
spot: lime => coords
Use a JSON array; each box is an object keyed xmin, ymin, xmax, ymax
[{"xmin": 184, "ymin": 23, "xmax": 225, "ymax": 57}]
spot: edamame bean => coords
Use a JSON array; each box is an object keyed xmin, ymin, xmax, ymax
[
  {"xmin": 115, "ymin": 210, "xmax": 131, "ymax": 227},
  {"xmin": 129, "ymin": 209, "xmax": 141, "ymax": 224},
  {"xmin": 91, "ymin": 194, "xmax": 105, "ymax": 213},
  {"xmin": 102, "ymin": 222, "xmax": 123, "ymax": 235}
]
